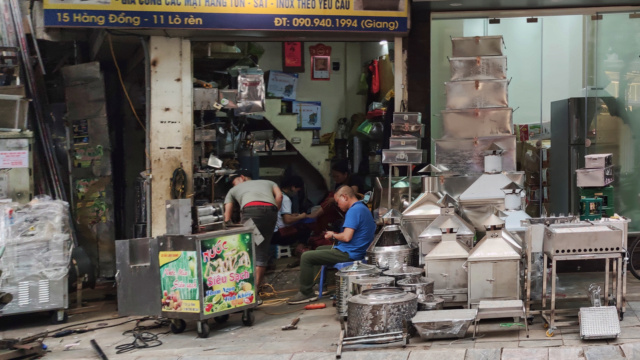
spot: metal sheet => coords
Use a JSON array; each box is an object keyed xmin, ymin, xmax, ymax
[
  {"xmin": 425, "ymin": 258, "xmax": 469, "ymax": 294},
  {"xmin": 165, "ymin": 199, "xmax": 192, "ymax": 235},
  {"xmin": 371, "ymin": 176, "xmax": 422, "ymax": 212},
  {"xmin": 441, "ymin": 108, "xmax": 513, "ymax": 139},
  {"xmin": 580, "ymin": 307, "xmax": 620, "ymax": 340},
  {"xmin": 468, "ymin": 230, "xmax": 521, "ymax": 261},
  {"xmin": 435, "ymin": 136, "xmax": 517, "ymax": 174},
  {"xmin": 450, "ymin": 56, "xmax": 507, "ymax": 81},
  {"xmin": 393, "ymin": 112, "xmax": 422, "ymax": 124},
  {"xmin": 115, "ymin": 238, "xmax": 162, "ymax": 317},
  {"xmin": 451, "ymin": 36, "xmax": 503, "ymax": 57},
  {"xmin": 445, "ymin": 80, "xmax": 508, "ymax": 110}
]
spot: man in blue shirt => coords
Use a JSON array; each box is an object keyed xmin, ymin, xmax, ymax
[{"xmin": 288, "ymin": 185, "xmax": 376, "ymax": 304}]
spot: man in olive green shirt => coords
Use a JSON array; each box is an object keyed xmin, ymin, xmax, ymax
[{"xmin": 224, "ymin": 170, "xmax": 282, "ymax": 293}]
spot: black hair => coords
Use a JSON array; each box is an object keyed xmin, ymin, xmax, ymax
[
  {"xmin": 281, "ymin": 175, "xmax": 304, "ymax": 189},
  {"xmin": 331, "ymin": 159, "xmax": 350, "ymax": 174}
]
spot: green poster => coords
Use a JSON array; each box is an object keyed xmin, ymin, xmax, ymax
[
  {"xmin": 201, "ymin": 232, "xmax": 254, "ymax": 315},
  {"xmin": 159, "ymin": 251, "xmax": 200, "ymax": 313}
]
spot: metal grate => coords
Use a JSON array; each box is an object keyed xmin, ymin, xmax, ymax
[
  {"xmin": 38, "ymin": 280, "xmax": 50, "ymax": 303},
  {"xmin": 580, "ymin": 307, "xmax": 620, "ymax": 340},
  {"xmin": 18, "ymin": 281, "xmax": 29, "ymax": 306}
]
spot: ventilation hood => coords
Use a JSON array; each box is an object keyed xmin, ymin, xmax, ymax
[{"xmin": 425, "ymin": 233, "xmax": 471, "ymax": 260}]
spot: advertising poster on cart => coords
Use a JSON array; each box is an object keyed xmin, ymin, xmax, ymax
[
  {"xmin": 159, "ymin": 251, "xmax": 200, "ymax": 313},
  {"xmin": 201, "ymin": 232, "xmax": 255, "ymax": 315}
]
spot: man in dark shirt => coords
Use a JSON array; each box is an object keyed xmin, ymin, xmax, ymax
[{"xmin": 287, "ymin": 185, "xmax": 375, "ymax": 304}]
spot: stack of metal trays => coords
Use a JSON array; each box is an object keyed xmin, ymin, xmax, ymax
[
  {"xmin": 436, "ymin": 36, "xmax": 515, "ymax": 176},
  {"xmin": 384, "ymin": 112, "xmax": 424, "ymax": 163},
  {"xmin": 579, "ymin": 306, "xmax": 620, "ymax": 340},
  {"xmin": 412, "ymin": 309, "xmax": 478, "ymax": 340}
]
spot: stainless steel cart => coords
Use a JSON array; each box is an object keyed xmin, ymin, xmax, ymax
[{"xmin": 116, "ymin": 226, "xmax": 258, "ymax": 338}]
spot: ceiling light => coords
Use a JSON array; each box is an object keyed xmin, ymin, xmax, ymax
[
  {"xmin": 489, "ymin": 18, "xmax": 501, "ymax": 24},
  {"xmin": 379, "ymin": 40, "xmax": 388, "ymax": 45},
  {"xmin": 449, "ymin": 3, "xmax": 462, "ymax": 6}
]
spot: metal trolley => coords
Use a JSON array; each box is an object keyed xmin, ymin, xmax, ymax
[{"xmin": 116, "ymin": 226, "xmax": 258, "ymax": 338}]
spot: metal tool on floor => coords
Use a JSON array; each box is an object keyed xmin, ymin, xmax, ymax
[
  {"xmin": 282, "ymin": 317, "xmax": 300, "ymax": 330},
  {"xmin": 336, "ymin": 318, "xmax": 409, "ymax": 359}
]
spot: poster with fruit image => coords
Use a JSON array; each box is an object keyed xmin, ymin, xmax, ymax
[
  {"xmin": 201, "ymin": 232, "xmax": 255, "ymax": 315},
  {"xmin": 159, "ymin": 251, "xmax": 200, "ymax": 313}
]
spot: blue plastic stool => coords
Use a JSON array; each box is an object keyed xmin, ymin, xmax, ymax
[{"xmin": 318, "ymin": 261, "xmax": 354, "ymax": 299}]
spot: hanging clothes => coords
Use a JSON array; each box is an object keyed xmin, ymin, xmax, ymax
[{"xmin": 368, "ymin": 59, "xmax": 380, "ymax": 95}]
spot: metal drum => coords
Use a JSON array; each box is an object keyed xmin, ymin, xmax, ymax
[
  {"xmin": 347, "ymin": 288, "xmax": 418, "ymax": 337},
  {"xmin": 383, "ymin": 265, "xmax": 424, "ymax": 284},
  {"xmin": 397, "ymin": 277, "xmax": 435, "ymax": 299},
  {"xmin": 351, "ymin": 276, "xmax": 396, "ymax": 296},
  {"xmin": 336, "ymin": 261, "xmax": 382, "ymax": 317}
]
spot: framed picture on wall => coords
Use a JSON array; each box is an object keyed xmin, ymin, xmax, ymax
[
  {"xmin": 283, "ymin": 42, "xmax": 304, "ymax": 73},
  {"xmin": 311, "ymin": 55, "xmax": 330, "ymax": 80},
  {"xmin": 293, "ymin": 101, "xmax": 322, "ymax": 130}
]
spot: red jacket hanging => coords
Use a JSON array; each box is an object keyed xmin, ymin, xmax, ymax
[{"xmin": 369, "ymin": 59, "xmax": 380, "ymax": 95}]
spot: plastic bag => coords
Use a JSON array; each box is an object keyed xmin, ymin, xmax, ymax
[{"xmin": 357, "ymin": 71, "xmax": 368, "ymax": 95}]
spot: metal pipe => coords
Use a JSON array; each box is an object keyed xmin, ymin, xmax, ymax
[
  {"xmin": 342, "ymin": 335, "xmax": 404, "ymax": 345},
  {"xmin": 140, "ymin": 36, "xmax": 152, "ymax": 237},
  {"xmin": 343, "ymin": 330, "xmax": 403, "ymax": 341}
]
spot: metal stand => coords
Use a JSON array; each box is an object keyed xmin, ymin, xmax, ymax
[
  {"xmin": 540, "ymin": 252, "xmax": 625, "ymax": 336},
  {"xmin": 473, "ymin": 300, "xmax": 529, "ymax": 338}
]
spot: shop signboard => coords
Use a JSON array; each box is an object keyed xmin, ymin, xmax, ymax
[
  {"xmin": 159, "ymin": 251, "xmax": 200, "ymax": 313},
  {"xmin": 43, "ymin": 0, "xmax": 409, "ymax": 33},
  {"xmin": 200, "ymin": 232, "xmax": 255, "ymax": 315}
]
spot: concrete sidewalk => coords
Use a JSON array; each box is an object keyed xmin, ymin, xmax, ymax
[{"xmin": 2, "ymin": 299, "xmax": 640, "ymax": 359}]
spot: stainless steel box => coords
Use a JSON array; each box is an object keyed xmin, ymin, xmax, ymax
[
  {"xmin": 254, "ymin": 139, "xmax": 286, "ymax": 152},
  {"xmin": 445, "ymin": 80, "xmax": 509, "ymax": 110},
  {"xmin": 543, "ymin": 225, "xmax": 624, "ymax": 256},
  {"xmin": 391, "ymin": 123, "xmax": 424, "ymax": 138},
  {"xmin": 393, "ymin": 112, "xmax": 422, "ymax": 124},
  {"xmin": 449, "ymin": 56, "xmax": 507, "ymax": 81},
  {"xmin": 193, "ymin": 88, "xmax": 219, "ymax": 111},
  {"xmin": 382, "ymin": 149, "xmax": 423, "ymax": 164},
  {"xmin": 389, "ymin": 137, "xmax": 420, "ymax": 150},
  {"xmin": 585, "ymin": 153, "xmax": 613, "ymax": 169},
  {"xmin": 435, "ymin": 136, "xmax": 517, "ymax": 174},
  {"xmin": 576, "ymin": 166, "xmax": 614, "ymax": 188},
  {"xmin": 452, "ymin": 36, "xmax": 503, "ymax": 57},
  {"xmin": 441, "ymin": 108, "xmax": 513, "ymax": 139}
]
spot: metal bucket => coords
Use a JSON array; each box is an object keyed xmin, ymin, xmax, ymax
[
  {"xmin": 445, "ymin": 80, "xmax": 508, "ymax": 110},
  {"xmin": 336, "ymin": 262, "xmax": 382, "ymax": 317},
  {"xmin": 351, "ymin": 276, "xmax": 396, "ymax": 296},
  {"xmin": 383, "ymin": 265, "xmax": 424, "ymax": 284},
  {"xmin": 397, "ymin": 277, "xmax": 435, "ymax": 298},
  {"xmin": 347, "ymin": 288, "xmax": 418, "ymax": 337},
  {"xmin": 418, "ymin": 294, "xmax": 445, "ymax": 311}
]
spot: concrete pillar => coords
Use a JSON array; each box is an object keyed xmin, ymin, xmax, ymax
[{"xmin": 149, "ymin": 36, "xmax": 193, "ymax": 236}]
